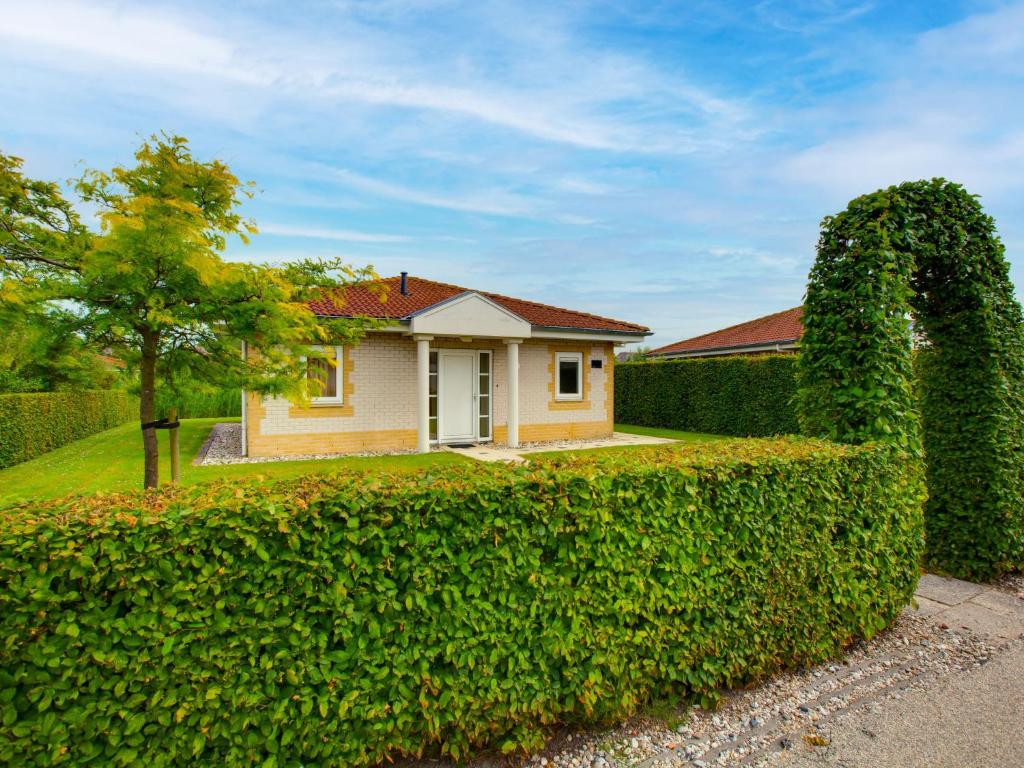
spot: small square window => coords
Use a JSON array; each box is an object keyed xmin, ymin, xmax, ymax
[
  {"xmin": 555, "ymin": 352, "xmax": 583, "ymax": 401},
  {"xmin": 306, "ymin": 346, "xmax": 344, "ymax": 405}
]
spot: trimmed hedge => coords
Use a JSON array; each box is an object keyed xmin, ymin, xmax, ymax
[
  {"xmin": 154, "ymin": 387, "xmax": 241, "ymax": 419},
  {"xmin": 0, "ymin": 439, "xmax": 924, "ymax": 766},
  {"xmin": 797, "ymin": 179, "xmax": 1024, "ymax": 579},
  {"xmin": 0, "ymin": 390, "xmax": 138, "ymax": 469},
  {"xmin": 615, "ymin": 355, "xmax": 798, "ymax": 436}
]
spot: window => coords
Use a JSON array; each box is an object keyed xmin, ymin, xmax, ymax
[
  {"xmin": 478, "ymin": 351, "xmax": 491, "ymax": 440},
  {"xmin": 306, "ymin": 346, "xmax": 344, "ymax": 405},
  {"xmin": 429, "ymin": 351, "xmax": 438, "ymax": 440},
  {"xmin": 555, "ymin": 352, "xmax": 583, "ymax": 401}
]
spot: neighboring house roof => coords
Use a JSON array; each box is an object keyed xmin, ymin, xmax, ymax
[
  {"xmin": 651, "ymin": 306, "xmax": 803, "ymax": 357},
  {"xmin": 309, "ymin": 275, "xmax": 651, "ymax": 335}
]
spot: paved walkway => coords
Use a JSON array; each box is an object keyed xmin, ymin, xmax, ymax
[
  {"xmin": 782, "ymin": 640, "xmax": 1024, "ymax": 768},
  {"xmin": 780, "ymin": 574, "xmax": 1024, "ymax": 768},
  {"xmin": 442, "ymin": 431, "xmax": 678, "ymax": 463}
]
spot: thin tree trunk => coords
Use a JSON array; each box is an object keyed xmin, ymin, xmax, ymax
[{"xmin": 140, "ymin": 332, "xmax": 159, "ymax": 489}]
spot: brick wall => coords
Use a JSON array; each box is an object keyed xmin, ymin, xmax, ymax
[{"xmin": 246, "ymin": 333, "xmax": 615, "ymax": 456}]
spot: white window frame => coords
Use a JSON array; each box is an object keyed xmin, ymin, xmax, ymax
[
  {"xmin": 305, "ymin": 345, "xmax": 344, "ymax": 406},
  {"xmin": 555, "ymin": 351, "xmax": 584, "ymax": 401},
  {"xmin": 477, "ymin": 350, "xmax": 492, "ymax": 441}
]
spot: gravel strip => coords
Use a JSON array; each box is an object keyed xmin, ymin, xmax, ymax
[{"xmin": 197, "ymin": 423, "xmax": 419, "ymax": 465}]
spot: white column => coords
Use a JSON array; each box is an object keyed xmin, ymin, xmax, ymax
[
  {"xmin": 505, "ymin": 339, "xmax": 521, "ymax": 448},
  {"xmin": 415, "ymin": 336, "xmax": 432, "ymax": 453}
]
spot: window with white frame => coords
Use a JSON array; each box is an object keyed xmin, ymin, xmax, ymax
[
  {"xmin": 478, "ymin": 351, "xmax": 492, "ymax": 439},
  {"xmin": 306, "ymin": 345, "xmax": 344, "ymax": 405},
  {"xmin": 555, "ymin": 352, "xmax": 583, "ymax": 401},
  {"xmin": 429, "ymin": 351, "xmax": 438, "ymax": 440}
]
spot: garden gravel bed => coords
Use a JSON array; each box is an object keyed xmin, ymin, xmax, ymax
[{"xmin": 195, "ymin": 423, "xmax": 417, "ymax": 465}]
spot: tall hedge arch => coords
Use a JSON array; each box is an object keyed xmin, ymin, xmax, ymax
[{"xmin": 797, "ymin": 178, "xmax": 1024, "ymax": 579}]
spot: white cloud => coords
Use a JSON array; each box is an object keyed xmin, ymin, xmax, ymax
[
  {"xmin": 0, "ymin": 0, "xmax": 751, "ymax": 154},
  {"xmin": 259, "ymin": 223, "xmax": 412, "ymax": 243},
  {"xmin": 323, "ymin": 166, "xmax": 537, "ymax": 217},
  {"xmin": 0, "ymin": 1, "xmax": 265, "ymax": 84}
]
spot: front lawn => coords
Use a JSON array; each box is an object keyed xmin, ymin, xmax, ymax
[
  {"xmin": 527, "ymin": 424, "xmax": 728, "ymax": 460},
  {"xmin": 613, "ymin": 423, "xmax": 726, "ymax": 442},
  {"xmin": 0, "ymin": 418, "xmax": 470, "ymax": 506}
]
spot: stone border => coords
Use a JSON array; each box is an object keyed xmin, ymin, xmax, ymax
[{"xmin": 191, "ymin": 426, "xmax": 219, "ymax": 466}]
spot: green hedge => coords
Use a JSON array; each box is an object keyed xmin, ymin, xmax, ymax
[
  {"xmin": 615, "ymin": 355, "xmax": 798, "ymax": 436},
  {"xmin": 154, "ymin": 387, "xmax": 241, "ymax": 419},
  {"xmin": 0, "ymin": 439, "xmax": 923, "ymax": 766},
  {"xmin": 0, "ymin": 390, "xmax": 138, "ymax": 469},
  {"xmin": 797, "ymin": 179, "xmax": 1024, "ymax": 579}
]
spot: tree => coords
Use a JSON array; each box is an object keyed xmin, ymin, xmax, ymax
[
  {"xmin": 0, "ymin": 304, "xmax": 120, "ymax": 393},
  {"xmin": 0, "ymin": 134, "xmax": 381, "ymax": 488}
]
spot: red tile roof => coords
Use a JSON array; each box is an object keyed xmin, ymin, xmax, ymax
[
  {"xmin": 308, "ymin": 275, "xmax": 650, "ymax": 334},
  {"xmin": 652, "ymin": 306, "xmax": 803, "ymax": 356}
]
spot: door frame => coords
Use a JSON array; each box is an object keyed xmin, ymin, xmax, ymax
[{"xmin": 435, "ymin": 348, "xmax": 492, "ymax": 444}]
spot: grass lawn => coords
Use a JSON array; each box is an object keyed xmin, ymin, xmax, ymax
[
  {"xmin": 0, "ymin": 418, "xmax": 470, "ymax": 507},
  {"xmin": 613, "ymin": 423, "xmax": 727, "ymax": 442},
  {"xmin": 527, "ymin": 423, "xmax": 728, "ymax": 460}
]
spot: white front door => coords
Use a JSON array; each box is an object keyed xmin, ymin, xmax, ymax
[{"xmin": 439, "ymin": 351, "xmax": 476, "ymax": 442}]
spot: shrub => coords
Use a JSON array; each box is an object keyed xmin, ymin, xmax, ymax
[
  {"xmin": 0, "ymin": 439, "xmax": 923, "ymax": 766},
  {"xmin": 0, "ymin": 390, "xmax": 138, "ymax": 469},
  {"xmin": 615, "ymin": 355, "xmax": 798, "ymax": 436},
  {"xmin": 155, "ymin": 387, "xmax": 241, "ymax": 419},
  {"xmin": 797, "ymin": 179, "xmax": 1024, "ymax": 578}
]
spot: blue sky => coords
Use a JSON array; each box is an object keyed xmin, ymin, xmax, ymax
[{"xmin": 2, "ymin": 0, "xmax": 1023, "ymax": 348}]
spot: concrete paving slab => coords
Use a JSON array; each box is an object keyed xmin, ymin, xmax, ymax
[
  {"xmin": 906, "ymin": 595, "xmax": 947, "ymax": 617},
  {"xmin": 967, "ymin": 589, "xmax": 1024, "ymax": 617},
  {"xmin": 915, "ymin": 573, "xmax": 986, "ymax": 606},
  {"xmin": 944, "ymin": 601, "xmax": 1024, "ymax": 641}
]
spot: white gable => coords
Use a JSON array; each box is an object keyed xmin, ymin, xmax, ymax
[{"xmin": 408, "ymin": 292, "xmax": 531, "ymax": 338}]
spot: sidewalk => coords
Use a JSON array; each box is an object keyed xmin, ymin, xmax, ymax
[
  {"xmin": 782, "ymin": 640, "xmax": 1024, "ymax": 767},
  {"xmin": 781, "ymin": 574, "xmax": 1024, "ymax": 768}
]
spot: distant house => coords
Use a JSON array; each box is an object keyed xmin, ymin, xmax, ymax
[
  {"xmin": 242, "ymin": 274, "xmax": 650, "ymax": 457},
  {"xmin": 650, "ymin": 307, "xmax": 803, "ymax": 359}
]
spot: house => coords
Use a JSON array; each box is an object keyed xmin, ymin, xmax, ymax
[
  {"xmin": 242, "ymin": 274, "xmax": 650, "ymax": 457},
  {"xmin": 650, "ymin": 306, "xmax": 803, "ymax": 359}
]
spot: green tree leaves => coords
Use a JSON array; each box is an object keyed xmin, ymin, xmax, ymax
[{"xmin": 0, "ymin": 135, "xmax": 383, "ymax": 488}]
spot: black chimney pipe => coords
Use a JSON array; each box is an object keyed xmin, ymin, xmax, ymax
[{"xmin": 400, "ymin": 272, "xmax": 409, "ymax": 296}]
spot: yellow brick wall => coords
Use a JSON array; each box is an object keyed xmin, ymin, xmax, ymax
[{"xmin": 246, "ymin": 335, "xmax": 616, "ymax": 456}]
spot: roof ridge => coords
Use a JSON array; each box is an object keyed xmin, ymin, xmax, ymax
[
  {"xmin": 311, "ymin": 274, "xmax": 649, "ymax": 333},
  {"xmin": 382, "ymin": 274, "xmax": 649, "ymax": 331}
]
